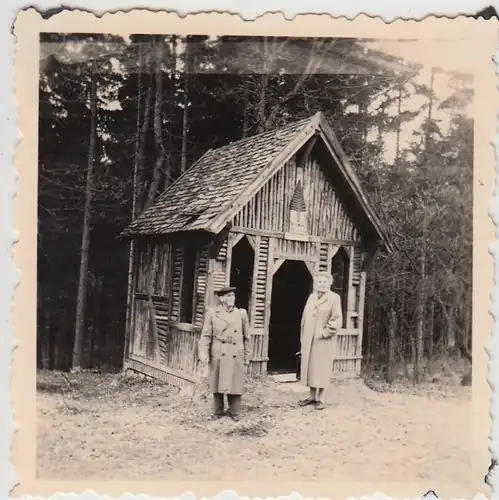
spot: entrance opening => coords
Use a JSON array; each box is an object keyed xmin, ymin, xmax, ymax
[
  {"xmin": 268, "ymin": 260, "xmax": 313, "ymax": 374},
  {"xmin": 229, "ymin": 236, "xmax": 255, "ymax": 311},
  {"xmin": 331, "ymin": 246, "xmax": 349, "ymax": 328}
]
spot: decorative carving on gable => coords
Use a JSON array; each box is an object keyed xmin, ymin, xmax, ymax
[{"xmin": 289, "ymin": 180, "xmax": 308, "ymax": 234}]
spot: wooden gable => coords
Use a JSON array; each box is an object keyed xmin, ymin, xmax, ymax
[{"xmin": 232, "ymin": 149, "xmax": 361, "ymax": 243}]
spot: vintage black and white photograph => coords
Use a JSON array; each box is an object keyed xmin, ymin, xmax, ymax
[{"xmin": 14, "ymin": 12, "xmax": 493, "ymax": 498}]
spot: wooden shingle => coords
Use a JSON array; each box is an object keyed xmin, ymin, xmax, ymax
[{"xmin": 123, "ymin": 117, "xmax": 312, "ymax": 237}]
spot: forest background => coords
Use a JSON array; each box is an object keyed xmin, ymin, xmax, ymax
[{"xmin": 37, "ymin": 34, "xmax": 473, "ymax": 384}]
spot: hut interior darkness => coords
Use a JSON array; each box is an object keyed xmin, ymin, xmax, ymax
[{"xmin": 121, "ymin": 111, "xmax": 393, "ymax": 387}]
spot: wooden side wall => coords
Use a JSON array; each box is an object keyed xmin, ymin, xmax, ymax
[
  {"xmin": 127, "ymin": 233, "xmax": 368, "ymax": 383},
  {"xmin": 128, "ymin": 238, "xmax": 212, "ymax": 383},
  {"xmin": 194, "ymin": 244, "xmax": 210, "ymax": 326},
  {"xmin": 130, "ymin": 241, "xmax": 173, "ymax": 363},
  {"xmin": 232, "ymin": 154, "xmax": 361, "ymax": 242}
]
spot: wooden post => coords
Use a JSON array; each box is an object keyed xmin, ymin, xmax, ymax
[
  {"xmin": 355, "ymin": 271, "xmax": 367, "ymax": 376},
  {"xmin": 346, "ymin": 246, "xmax": 356, "ymax": 329},
  {"xmin": 192, "ymin": 245, "xmax": 201, "ymax": 324},
  {"xmin": 225, "ymin": 232, "xmax": 234, "ymax": 286},
  {"xmin": 262, "ymin": 237, "xmax": 274, "ymax": 374},
  {"xmin": 250, "ymin": 235, "xmax": 261, "ymax": 325},
  {"xmin": 123, "ymin": 239, "xmax": 137, "ymax": 365},
  {"xmin": 147, "ymin": 249, "xmax": 161, "ymax": 363}
]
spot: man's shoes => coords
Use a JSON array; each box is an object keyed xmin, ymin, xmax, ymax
[
  {"xmin": 211, "ymin": 411, "xmax": 226, "ymax": 420},
  {"xmin": 227, "ymin": 410, "xmax": 240, "ymax": 422},
  {"xmin": 315, "ymin": 401, "xmax": 326, "ymax": 411}
]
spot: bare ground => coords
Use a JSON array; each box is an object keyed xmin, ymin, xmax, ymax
[{"xmin": 37, "ymin": 369, "xmax": 475, "ymax": 488}]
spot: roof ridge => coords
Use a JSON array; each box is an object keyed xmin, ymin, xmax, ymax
[{"xmin": 213, "ymin": 114, "xmax": 316, "ymax": 153}]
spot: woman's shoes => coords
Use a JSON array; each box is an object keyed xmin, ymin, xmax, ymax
[{"xmin": 298, "ymin": 397, "xmax": 316, "ymax": 406}]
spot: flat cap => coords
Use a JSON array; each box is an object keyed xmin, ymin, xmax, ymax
[{"xmin": 215, "ymin": 286, "xmax": 237, "ymax": 296}]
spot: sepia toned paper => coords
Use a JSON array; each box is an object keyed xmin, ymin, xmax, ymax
[{"xmin": 12, "ymin": 8, "xmax": 497, "ymax": 500}]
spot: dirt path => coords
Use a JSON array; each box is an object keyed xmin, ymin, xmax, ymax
[{"xmin": 37, "ymin": 371, "xmax": 474, "ymax": 489}]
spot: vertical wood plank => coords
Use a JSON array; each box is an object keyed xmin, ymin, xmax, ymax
[
  {"xmin": 124, "ymin": 239, "xmax": 137, "ymax": 363},
  {"xmin": 346, "ymin": 245, "xmax": 356, "ymax": 329},
  {"xmin": 206, "ymin": 256, "xmax": 216, "ymax": 310},
  {"xmin": 356, "ymin": 271, "xmax": 367, "ymax": 376},
  {"xmin": 262, "ymin": 237, "xmax": 275, "ymax": 364},
  {"xmin": 225, "ymin": 232, "xmax": 234, "ymax": 286},
  {"xmin": 250, "ymin": 235, "xmax": 261, "ymax": 325}
]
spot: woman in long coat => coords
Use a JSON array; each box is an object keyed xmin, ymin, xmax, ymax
[
  {"xmin": 299, "ymin": 271, "xmax": 343, "ymax": 410},
  {"xmin": 198, "ymin": 286, "xmax": 252, "ymax": 421}
]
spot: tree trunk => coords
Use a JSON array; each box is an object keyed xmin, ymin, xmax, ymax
[
  {"xmin": 124, "ymin": 42, "xmax": 144, "ymax": 363},
  {"xmin": 242, "ymin": 78, "xmax": 250, "ymax": 139},
  {"xmin": 132, "ymin": 42, "xmax": 143, "ymax": 219},
  {"xmin": 428, "ymin": 281, "xmax": 435, "ymax": 361},
  {"xmin": 387, "ymin": 305, "xmax": 397, "ymax": 383},
  {"xmin": 144, "ymin": 39, "xmax": 166, "ymax": 210},
  {"xmin": 72, "ymin": 66, "xmax": 98, "ymax": 371},
  {"xmin": 136, "ymin": 74, "xmax": 153, "ymax": 213},
  {"xmin": 180, "ymin": 40, "xmax": 190, "ymax": 174},
  {"xmin": 395, "ymin": 87, "xmax": 402, "ymax": 163},
  {"xmin": 414, "ymin": 256, "xmax": 426, "ymax": 384},
  {"xmin": 257, "ymin": 73, "xmax": 268, "ymax": 133}
]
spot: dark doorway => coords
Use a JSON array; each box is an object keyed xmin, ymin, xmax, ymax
[
  {"xmin": 229, "ymin": 236, "xmax": 255, "ymax": 311},
  {"xmin": 331, "ymin": 246, "xmax": 349, "ymax": 328},
  {"xmin": 268, "ymin": 260, "xmax": 313, "ymax": 374}
]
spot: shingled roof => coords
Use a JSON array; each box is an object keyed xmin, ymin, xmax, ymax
[
  {"xmin": 123, "ymin": 116, "xmax": 313, "ymax": 236},
  {"xmin": 122, "ymin": 112, "xmax": 394, "ymax": 252}
]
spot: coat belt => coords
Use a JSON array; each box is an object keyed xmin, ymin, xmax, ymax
[{"xmin": 214, "ymin": 335, "xmax": 234, "ymax": 344}]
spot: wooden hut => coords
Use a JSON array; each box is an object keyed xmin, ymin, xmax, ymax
[{"xmin": 121, "ymin": 111, "xmax": 394, "ymax": 386}]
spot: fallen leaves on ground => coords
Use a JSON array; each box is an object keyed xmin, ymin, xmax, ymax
[{"xmin": 37, "ymin": 369, "xmax": 475, "ymax": 490}]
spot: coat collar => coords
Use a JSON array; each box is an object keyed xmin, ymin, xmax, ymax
[
  {"xmin": 214, "ymin": 305, "xmax": 238, "ymax": 322},
  {"xmin": 314, "ymin": 290, "xmax": 332, "ymax": 307}
]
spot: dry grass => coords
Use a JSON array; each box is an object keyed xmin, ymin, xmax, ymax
[{"xmin": 37, "ymin": 369, "xmax": 477, "ymax": 491}]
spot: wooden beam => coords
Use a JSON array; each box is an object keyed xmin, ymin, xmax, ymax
[
  {"xmin": 147, "ymin": 248, "xmax": 162, "ymax": 363},
  {"xmin": 330, "ymin": 371, "xmax": 360, "ymax": 381},
  {"xmin": 205, "ymin": 255, "xmax": 216, "ymax": 309},
  {"xmin": 230, "ymin": 226, "xmax": 361, "ymax": 247},
  {"xmin": 262, "ymin": 237, "xmax": 274, "ymax": 367},
  {"xmin": 346, "ymin": 245, "xmax": 356, "ymax": 329},
  {"xmin": 123, "ymin": 239, "xmax": 137, "ymax": 364},
  {"xmin": 304, "ymin": 260, "xmax": 316, "ymax": 276},
  {"xmin": 193, "ymin": 246, "xmax": 201, "ymax": 320},
  {"xmin": 209, "ymin": 223, "xmax": 231, "ymax": 259},
  {"xmin": 337, "ymin": 329, "xmax": 361, "ymax": 336},
  {"xmin": 225, "ymin": 234, "xmax": 234, "ymax": 286},
  {"xmin": 356, "ymin": 271, "xmax": 367, "ymax": 376},
  {"xmin": 231, "ymin": 232, "xmax": 245, "ymax": 247},
  {"xmin": 245, "ymin": 234, "xmax": 256, "ymax": 250},
  {"xmin": 328, "ymin": 244, "xmax": 339, "ymax": 267},
  {"xmin": 250, "ymin": 327, "xmax": 265, "ymax": 336},
  {"xmin": 272, "ymin": 258, "xmax": 285, "ymax": 276},
  {"xmin": 250, "ymin": 235, "xmax": 262, "ymax": 325},
  {"xmin": 126, "ymin": 355, "xmax": 198, "ymax": 384},
  {"xmin": 273, "ymin": 251, "xmax": 317, "ymax": 262},
  {"xmin": 297, "ymin": 135, "xmax": 318, "ymax": 168}
]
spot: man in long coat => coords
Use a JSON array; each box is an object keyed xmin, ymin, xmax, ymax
[
  {"xmin": 299, "ymin": 271, "xmax": 343, "ymax": 410},
  {"xmin": 198, "ymin": 286, "xmax": 252, "ymax": 421}
]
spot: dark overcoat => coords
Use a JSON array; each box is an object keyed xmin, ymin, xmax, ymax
[
  {"xmin": 300, "ymin": 290, "xmax": 343, "ymax": 388},
  {"xmin": 198, "ymin": 305, "xmax": 252, "ymax": 395}
]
